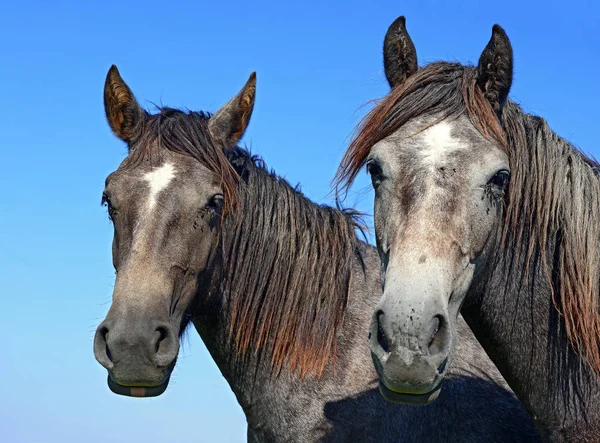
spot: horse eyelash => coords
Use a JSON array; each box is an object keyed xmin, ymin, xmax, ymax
[
  {"xmin": 484, "ymin": 184, "xmax": 506, "ymax": 206},
  {"xmin": 101, "ymin": 196, "xmax": 115, "ymax": 222}
]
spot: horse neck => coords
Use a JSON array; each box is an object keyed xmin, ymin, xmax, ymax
[
  {"xmin": 190, "ymin": 156, "xmax": 380, "ymax": 427},
  {"xmin": 189, "ymin": 257, "xmax": 269, "ymax": 414},
  {"xmin": 462, "ymin": 211, "xmax": 600, "ymax": 440}
]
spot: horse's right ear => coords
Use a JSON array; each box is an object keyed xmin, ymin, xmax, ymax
[
  {"xmin": 476, "ymin": 25, "xmax": 513, "ymax": 114},
  {"xmin": 383, "ymin": 16, "xmax": 418, "ymax": 89},
  {"xmin": 104, "ymin": 65, "xmax": 145, "ymax": 143},
  {"xmin": 208, "ymin": 72, "xmax": 256, "ymax": 151}
]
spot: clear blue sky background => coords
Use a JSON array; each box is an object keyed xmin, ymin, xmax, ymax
[{"xmin": 0, "ymin": 1, "xmax": 597, "ymax": 442}]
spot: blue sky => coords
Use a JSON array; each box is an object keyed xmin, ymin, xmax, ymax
[{"xmin": 0, "ymin": 1, "xmax": 597, "ymax": 442}]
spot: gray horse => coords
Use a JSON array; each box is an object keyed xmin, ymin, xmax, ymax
[
  {"xmin": 93, "ymin": 65, "xmax": 539, "ymax": 441},
  {"xmin": 336, "ymin": 16, "xmax": 600, "ymax": 442}
]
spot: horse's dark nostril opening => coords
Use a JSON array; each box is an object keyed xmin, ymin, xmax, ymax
[
  {"xmin": 106, "ymin": 342, "xmax": 113, "ymax": 362},
  {"xmin": 438, "ymin": 357, "xmax": 448, "ymax": 374},
  {"xmin": 155, "ymin": 327, "xmax": 168, "ymax": 354},
  {"xmin": 376, "ymin": 310, "xmax": 391, "ymax": 353},
  {"xmin": 153, "ymin": 325, "xmax": 178, "ymax": 367},
  {"xmin": 100, "ymin": 326, "xmax": 113, "ymax": 362},
  {"xmin": 428, "ymin": 315, "xmax": 443, "ymax": 352},
  {"xmin": 94, "ymin": 324, "xmax": 114, "ymax": 369}
]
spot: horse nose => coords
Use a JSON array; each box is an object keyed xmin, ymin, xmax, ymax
[
  {"xmin": 369, "ymin": 304, "xmax": 451, "ymax": 397},
  {"xmin": 93, "ymin": 320, "xmax": 179, "ymax": 370},
  {"xmin": 371, "ymin": 307, "xmax": 449, "ymax": 357}
]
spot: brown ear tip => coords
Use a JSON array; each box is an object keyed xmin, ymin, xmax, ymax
[
  {"xmin": 246, "ymin": 72, "xmax": 257, "ymax": 91},
  {"xmin": 106, "ymin": 65, "xmax": 123, "ymax": 84}
]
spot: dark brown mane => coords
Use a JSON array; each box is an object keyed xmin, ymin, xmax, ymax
[
  {"xmin": 221, "ymin": 149, "xmax": 364, "ymax": 378},
  {"xmin": 124, "ymin": 107, "xmax": 239, "ymax": 215},
  {"xmin": 335, "ymin": 61, "xmax": 600, "ymax": 376}
]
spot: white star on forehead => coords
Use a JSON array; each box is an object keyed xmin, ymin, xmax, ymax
[
  {"xmin": 143, "ymin": 163, "xmax": 176, "ymax": 210},
  {"xmin": 421, "ymin": 121, "xmax": 465, "ymax": 166}
]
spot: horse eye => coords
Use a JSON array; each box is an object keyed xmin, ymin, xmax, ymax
[
  {"xmin": 208, "ymin": 194, "xmax": 225, "ymax": 210},
  {"xmin": 489, "ymin": 170, "xmax": 510, "ymax": 190},
  {"xmin": 366, "ymin": 160, "xmax": 383, "ymax": 188},
  {"xmin": 102, "ymin": 194, "xmax": 117, "ymax": 221}
]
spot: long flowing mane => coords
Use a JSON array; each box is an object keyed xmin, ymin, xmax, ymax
[
  {"xmin": 221, "ymin": 148, "xmax": 364, "ymax": 378},
  {"xmin": 125, "ymin": 107, "xmax": 364, "ymax": 378},
  {"xmin": 335, "ymin": 61, "xmax": 600, "ymax": 376}
]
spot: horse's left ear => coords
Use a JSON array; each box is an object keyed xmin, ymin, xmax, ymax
[
  {"xmin": 208, "ymin": 72, "xmax": 256, "ymax": 151},
  {"xmin": 104, "ymin": 65, "xmax": 145, "ymax": 144},
  {"xmin": 383, "ymin": 16, "xmax": 418, "ymax": 89},
  {"xmin": 476, "ymin": 24, "xmax": 513, "ymax": 113}
]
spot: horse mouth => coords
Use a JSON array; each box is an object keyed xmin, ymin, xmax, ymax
[
  {"xmin": 378, "ymin": 379, "xmax": 443, "ymax": 405},
  {"xmin": 107, "ymin": 375, "xmax": 171, "ymax": 398}
]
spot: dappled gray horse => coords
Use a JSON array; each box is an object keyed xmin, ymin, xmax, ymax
[
  {"xmin": 93, "ymin": 65, "xmax": 539, "ymax": 441},
  {"xmin": 336, "ymin": 16, "xmax": 600, "ymax": 442}
]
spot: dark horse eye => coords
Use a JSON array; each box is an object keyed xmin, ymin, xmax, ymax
[
  {"xmin": 208, "ymin": 194, "xmax": 225, "ymax": 210},
  {"xmin": 488, "ymin": 170, "xmax": 510, "ymax": 191},
  {"xmin": 366, "ymin": 160, "xmax": 383, "ymax": 188},
  {"xmin": 101, "ymin": 193, "xmax": 116, "ymax": 220}
]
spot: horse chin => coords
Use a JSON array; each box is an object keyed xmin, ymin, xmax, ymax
[
  {"xmin": 378, "ymin": 379, "xmax": 443, "ymax": 405},
  {"xmin": 107, "ymin": 375, "xmax": 171, "ymax": 398}
]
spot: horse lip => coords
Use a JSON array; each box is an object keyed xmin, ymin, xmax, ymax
[
  {"xmin": 378, "ymin": 378, "xmax": 443, "ymax": 405},
  {"xmin": 107, "ymin": 375, "xmax": 171, "ymax": 398}
]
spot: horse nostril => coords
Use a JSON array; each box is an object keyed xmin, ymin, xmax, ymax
[
  {"xmin": 154, "ymin": 327, "xmax": 168, "ymax": 354},
  {"xmin": 428, "ymin": 315, "xmax": 444, "ymax": 353},
  {"xmin": 438, "ymin": 357, "xmax": 448, "ymax": 374},
  {"xmin": 102, "ymin": 328, "xmax": 113, "ymax": 362},
  {"xmin": 153, "ymin": 324, "xmax": 179, "ymax": 367},
  {"xmin": 376, "ymin": 310, "xmax": 391, "ymax": 353},
  {"xmin": 94, "ymin": 324, "xmax": 114, "ymax": 369}
]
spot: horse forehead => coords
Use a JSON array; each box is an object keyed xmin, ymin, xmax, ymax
[
  {"xmin": 375, "ymin": 118, "xmax": 476, "ymax": 170},
  {"xmin": 417, "ymin": 120, "xmax": 469, "ymax": 166},
  {"xmin": 142, "ymin": 162, "xmax": 177, "ymax": 210},
  {"xmin": 395, "ymin": 121, "xmax": 474, "ymax": 209}
]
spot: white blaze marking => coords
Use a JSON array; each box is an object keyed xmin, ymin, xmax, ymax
[
  {"xmin": 143, "ymin": 163, "xmax": 175, "ymax": 210},
  {"xmin": 416, "ymin": 121, "xmax": 467, "ymax": 209}
]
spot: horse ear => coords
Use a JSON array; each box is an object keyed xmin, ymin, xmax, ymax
[
  {"xmin": 208, "ymin": 72, "xmax": 256, "ymax": 151},
  {"xmin": 476, "ymin": 25, "xmax": 513, "ymax": 113},
  {"xmin": 383, "ymin": 16, "xmax": 418, "ymax": 89},
  {"xmin": 104, "ymin": 65, "xmax": 145, "ymax": 143}
]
